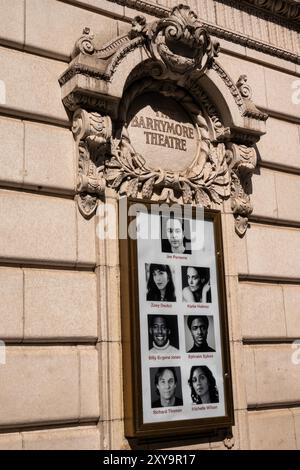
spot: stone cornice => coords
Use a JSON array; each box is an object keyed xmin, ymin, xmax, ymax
[
  {"xmin": 241, "ymin": 0, "xmax": 300, "ymax": 23},
  {"xmin": 205, "ymin": 22, "xmax": 300, "ymax": 65},
  {"xmin": 109, "ymin": 0, "xmax": 300, "ymax": 24},
  {"xmin": 107, "ymin": 0, "xmax": 300, "ymax": 65},
  {"xmin": 109, "ymin": 0, "xmax": 169, "ymax": 18}
]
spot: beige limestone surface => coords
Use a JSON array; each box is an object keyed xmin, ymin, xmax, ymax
[
  {"xmin": 248, "ymin": 409, "xmax": 297, "ymax": 450},
  {"xmin": 0, "ymin": 346, "xmax": 99, "ymax": 427},
  {"xmin": 26, "ymin": 0, "xmax": 120, "ymax": 60},
  {"xmin": 24, "ymin": 269, "xmax": 98, "ymax": 341},
  {"xmin": 0, "ymin": 116, "xmax": 24, "ymax": 186},
  {"xmin": 0, "ymin": 267, "xmax": 23, "ymax": 340},
  {"xmin": 239, "ymin": 283, "xmax": 286, "ymax": 339},
  {"xmin": 22, "ymin": 426, "xmax": 101, "ymax": 450},
  {"xmin": 257, "ymin": 117, "xmax": 300, "ymax": 170},
  {"xmin": 245, "ymin": 224, "xmax": 300, "ymax": 279},
  {"xmin": 0, "ymin": 116, "xmax": 76, "ymax": 193},
  {"xmin": 244, "ymin": 344, "xmax": 300, "ymax": 407},
  {"xmin": 0, "ymin": 46, "xmax": 68, "ymax": 124},
  {"xmin": 0, "ymin": 0, "xmax": 24, "ymax": 48},
  {"xmin": 0, "ymin": 0, "xmax": 299, "ymax": 452}
]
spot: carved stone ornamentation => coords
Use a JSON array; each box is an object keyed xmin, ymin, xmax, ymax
[
  {"xmin": 236, "ymin": 75, "xmax": 269, "ymax": 126},
  {"xmin": 61, "ymin": 3, "xmax": 268, "ymax": 235},
  {"xmin": 143, "ymin": 4, "xmax": 220, "ymax": 78},
  {"xmin": 72, "ymin": 27, "xmax": 95, "ymax": 57},
  {"xmin": 226, "ymin": 143, "xmax": 257, "ymax": 236},
  {"xmin": 108, "ymin": 0, "xmax": 300, "ymax": 24},
  {"xmin": 72, "ymin": 109, "xmax": 112, "ymax": 217},
  {"xmin": 223, "ymin": 433, "xmax": 235, "ymax": 449},
  {"xmin": 105, "ymin": 0, "xmax": 300, "ymax": 65},
  {"xmin": 107, "ymin": 129, "xmax": 230, "ymax": 205}
]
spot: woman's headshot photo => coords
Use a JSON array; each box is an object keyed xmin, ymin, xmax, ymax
[
  {"xmin": 181, "ymin": 266, "xmax": 211, "ymax": 303},
  {"xmin": 161, "ymin": 215, "xmax": 192, "ymax": 255},
  {"xmin": 150, "ymin": 367, "xmax": 183, "ymax": 408},
  {"xmin": 188, "ymin": 366, "xmax": 219, "ymax": 405},
  {"xmin": 146, "ymin": 264, "xmax": 176, "ymax": 302}
]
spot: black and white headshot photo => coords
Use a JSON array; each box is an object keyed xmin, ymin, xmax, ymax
[
  {"xmin": 150, "ymin": 367, "xmax": 183, "ymax": 408},
  {"xmin": 185, "ymin": 315, "xmax": 215, "ymax": 353},
  {"xmin": 161, "ymin": 215, "xmax": 192, "ymax": 255},
  {"xmin": 188, "ymin": 366, "xmax": 219, "ymax": 404},
  {"xmin": 148, "ymin": 315, "xmax": 179, "ymax": 354},
  {"xmin": 145, "ymin": 263, "xmax": 176, "ymax": 302},
  {"xmin": 182, "ymin": 266, "xmax": 211, "ymax": 303}
]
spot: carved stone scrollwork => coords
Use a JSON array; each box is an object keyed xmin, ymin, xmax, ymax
[
  {"xmin": 132, "ymin": 4, "xmax": 220, "ymax": 79},
  {"xmin": 226, "ymin": 142, "xmax": 257, "ymax": 236},
  {"xmin": 236, "ymin": 74, "xmax": 252, "ymax": 100},
  {"xmin": 148, "ymin": 4, "xmax": 220, "ymax": 76},
  {"xmin": 72, "ymin": 109, "xmax": 112, "ymax": 217},
  {"xmin": 61, "ymin": 3, "xmax": 268, "ymax": 236},
  {"xmin": 236, "ymin": 74, "xmax": 268, "ymax": 122},
  {"xmin": 72, "ymin": 27, "xmax": 95, "ymax": 58},
  {"xmin": 105, "ymin": 0, "xmax": 300, "ymax": 65}
]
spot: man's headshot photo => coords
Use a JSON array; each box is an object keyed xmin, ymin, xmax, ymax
[
  {"xmin": 148, "ymin": 315, "xmax": 179, "ymax": 354},
  {"xmin": 161, "ymin": 215, "xmax": 192, "ymax": 255},
  {"xmin": 185, "ymin": 315, "xmax": 215, "ymax": 353},
  {"xmin": 150, "ymin": 367, "xmax": 183, "ymax": 408}
]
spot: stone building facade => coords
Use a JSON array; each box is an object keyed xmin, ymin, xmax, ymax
[{"xmin": 0, "ymin": 0, "xmax": 299, "ymax": 450}]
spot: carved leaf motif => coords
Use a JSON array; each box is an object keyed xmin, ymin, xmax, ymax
[
  {"xmin": 213, "ymin": 175, "xmax": 227, "ymax": 186},
  {"xmin": 111, "ymin": 172, "xmax": 126, "ymax": 189},
  {"xmin": 182, "ymin": 182, "xmax": 193, "ymax": 204},
  {"xmin": 223, "ymin": 184, "xmax": 231, "ymax": 197},
  {"xmin": 106, "ymin": 169, "xmax": 124, "ymax": 182},
  {"xmin": 211, "ymin": 184, "xmax": 225, "ymax": 197},
  {"xmin": 202, "ymin": 163, "xmax": 213, "ymax": 183},
  {"xmin": 127, "ymin": 178, "xmax": 139, "ymax": 198},
  {"xmin": 195, "ymin": 189, "xmax": 210, "ymax": 207},
  {"xmin": 142, "ymin": 176, "xmax": 156, "ymax": 199},
  {"xmin": 209, "ymin": 188, "xmax": 222, "ymax": 204},
  {"xmin": 132, "ymin": 153, "xmax": 146, "ymax": 169},
  {"xmin": 106, "ymin": 158, "xmax": 122, "ymax": 169},
  {"xmin": 120, "ymin": 179, "xmax": 130, "ymax": 195},
  {"xmin": 119, "ymin": 145, "xmax": 136, "ymax": 170},
  {"xmin": 159, "ymin": 188, "xmax": 172, "ymax": 202}
]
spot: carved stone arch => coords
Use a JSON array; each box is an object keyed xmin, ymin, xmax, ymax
[
  {"xmin": 118, "ymin": 60, "xmax": 224, "ymax": 144},
  {"xmin": 60, "ymin": 3, "xmax": 268, "ymax": 235},
  {"xmin": 105, "ymin": 76, "xmax": 230, "ymax": 207}
]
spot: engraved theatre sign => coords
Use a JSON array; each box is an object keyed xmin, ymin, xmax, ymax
[{"xmin": 127, "ymin": 92, "xmax": 198, "ymax": 170}]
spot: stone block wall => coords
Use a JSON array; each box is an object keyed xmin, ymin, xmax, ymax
[
  {"xmin": 0, "ymin": 0, "xmax": 299, "ymax": 449},
  {"xmin": 220, "ymin": 45, "xmax": 300, "ymax": 448}
]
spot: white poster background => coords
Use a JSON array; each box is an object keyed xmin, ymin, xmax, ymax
[{"xmin": 136, "ymin": 211, "xmax": 225, "ymax": 424}]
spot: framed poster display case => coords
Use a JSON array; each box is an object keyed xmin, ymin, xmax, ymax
[{"xmin": 120, "ymin": 199, "xmax": 234, "ymax": 439}]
